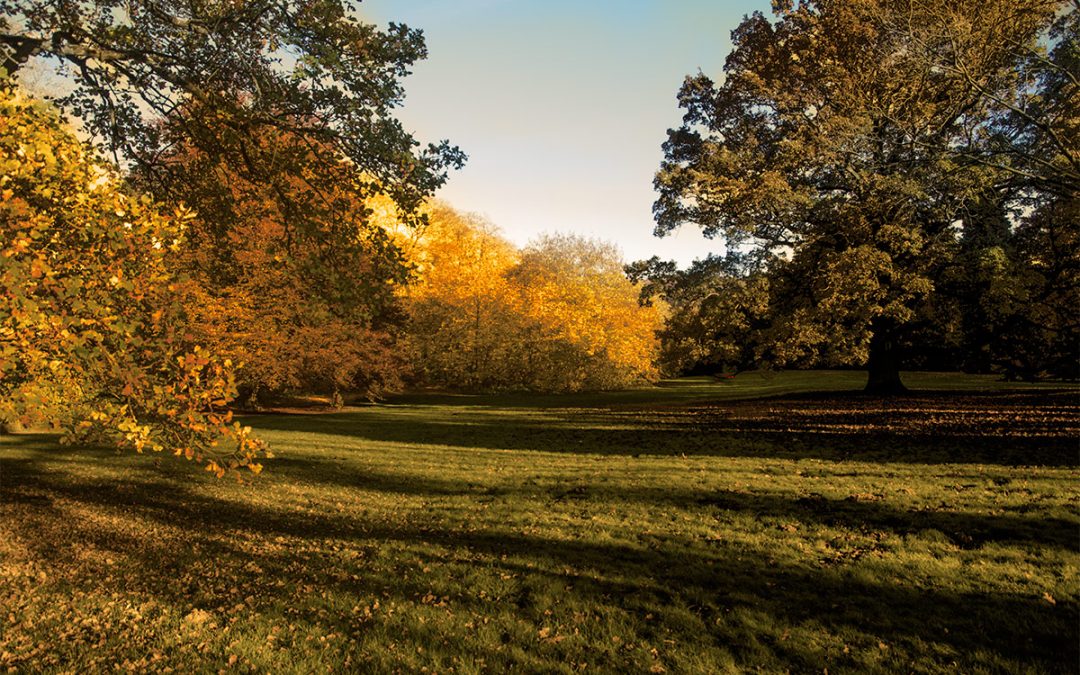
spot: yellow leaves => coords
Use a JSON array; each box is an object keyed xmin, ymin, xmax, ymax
[
  {"xmin": 403, "ymin": 209, "xmax": 661, "ymax": 392},
  {"xmin": 875, "ymin": 223, "xmax": 925, "ymax": 257},
  {"xmin": 182, "ymin": 608, "xmax": 214, "ymax": 628},
  {"xmin": 406, "ymin": 203, "xmax": 518, "ymax": 301},
  {"xmin": 0, "ymin": 88, "xmax": 268, "ymax": 477},
  {"xmin": 173, "ymin": 205, "xmax": 197, "ymax": 223},
  {"xmin": 6, "ymin": 236, "xmax": 32, "ymax": 256},
  {"xmin": 510, "ymin": 235, "xmax": 663, "ymax": 390},
  {"xmin": 205, "ymin": 461, "xmax": 226, "ymax": 478}
]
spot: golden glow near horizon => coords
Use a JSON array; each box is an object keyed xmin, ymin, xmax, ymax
[{"xmin": 359, "ymin": 0, "xmax": 767, "ymax": 266}]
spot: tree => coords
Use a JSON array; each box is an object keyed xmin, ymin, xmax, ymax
[
  {"xmin": 1002, "ymin": 197, "xmax": 1080, "ymax": 379},
  {"xmin": 510, "ymin": 235, "xmax": 663, "ymax": 392},
  {"xmin": 403, "ymin": 209, "xmax": 663, "ymax": 393},
  {"xmin": 947, "ymin": 196, "xmax": 1080, "ymax": 380},
  {"xmin": 403, "ymin": 204, "xmax": 525, "ymax": 390},
  {"xmin": 0, "ymin": 0, "xmax": 464, "ymax": 220},
  {"xmin": 654, "ymin": 0, "xmax": 1071, "ymax": 392},
  {"xmin": 0, "ymin": 87, "xmax": 266, "ymax": 475},
  {"xmin": 626, "ymin": 254, "xmax": 769, "ymax": 376},
  {"xmin": 153, "ymin": 118, "xmax": 410, "ymax": 404}
]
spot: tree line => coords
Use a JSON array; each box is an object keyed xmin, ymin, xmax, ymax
[
  {"xmin": 1, "ymin": 0, "xmax": 1075, "ymax": 472},
  {"xmin": 400, "ymin": 205, "xmax": 662, "ymax": 393},
  {"xmin": 0, "ymin": 85, "xmax": 662, "ymax": 471}
]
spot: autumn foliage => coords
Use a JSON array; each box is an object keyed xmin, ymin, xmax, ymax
[
  {"xmin": 0, "ymin": 88, "xmax": 267, "ymax": 475},
  {"xmin": 405, "ymin": 205, "xmax": 662, "ymax": 392},
  {"xmin": 150, "ymin": 124, "xmax": 411, "ymax": 405}
]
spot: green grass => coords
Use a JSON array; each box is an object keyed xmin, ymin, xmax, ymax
[
  {"xmin": 387, "ymin": 370, "xmax": 1071, "ymax": 408},
  {"xmin": 1, "ymin": 371, "xmax": 1077, "ymax": 673}
]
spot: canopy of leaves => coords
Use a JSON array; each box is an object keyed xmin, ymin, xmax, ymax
[
  {"xmin": 155, "ymin": 119, "xmax": 409, "ymax": 403},
  {"xmin": 653, "ymin": 0, "xmax": 1074, "ymax": 386},
  {"xmin": 404, "ymin": 207, "xmax": 663, "ymax": 393},
  {"xmin": 0, "ymin": 87, "xmax": 266, "ymax": 475},
  {"xmin": 0, "ymin": 0, "xmax": 464, "ymax": 221}
]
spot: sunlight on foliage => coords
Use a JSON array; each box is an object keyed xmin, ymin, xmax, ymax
[
  {"xmin": 403, "ymin": 205, "xmax": 663, "ymax": 392},
  {"xmin": 0, "ymin": 87, "xmax": 266, "ymax": 474}
]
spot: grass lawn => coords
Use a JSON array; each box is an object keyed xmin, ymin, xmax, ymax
[{"xmin": 1, "ymin": 371, "xmax": 1077, "ymax": 673}]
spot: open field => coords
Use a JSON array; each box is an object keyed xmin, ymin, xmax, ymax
[{"xmin": 1, "ymin": 372, "xmax": 1078, "ymax": 673}]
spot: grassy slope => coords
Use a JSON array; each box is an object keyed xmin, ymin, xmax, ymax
[{"xmin": 1, "ymin": 371, "xmax": 1077, "ymax": 673}]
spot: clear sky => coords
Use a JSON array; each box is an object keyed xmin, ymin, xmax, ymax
[{"xmin": 358, "ymin": 0, "xmax": 769, "ymax": 265}]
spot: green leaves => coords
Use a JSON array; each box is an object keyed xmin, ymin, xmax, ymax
[
  {"xmin": 2, "ymin": 0, "xmax": 463, "ymax": 227},
  {"xmin": 654, "ymin": 0, "xmax": 1070, "ymax": 383}
]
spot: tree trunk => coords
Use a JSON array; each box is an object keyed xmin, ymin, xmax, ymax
[{"xmin": 865, "ymin": 327, "xmax": 908, "ymax": 395}]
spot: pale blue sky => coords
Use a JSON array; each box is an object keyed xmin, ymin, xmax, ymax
[{"xmin": 359, "ymin": 0, "xmax": 769, "ymax": 265}]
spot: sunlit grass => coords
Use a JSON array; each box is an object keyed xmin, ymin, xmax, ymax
[{"xmin": 1, "ymin": 371, "xmax": 1077, "ymax": 672}]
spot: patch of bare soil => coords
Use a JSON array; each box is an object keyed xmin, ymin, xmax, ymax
[{"xmin": 691, "ymin": 391, "xmax": 1080, "ymax": 439}]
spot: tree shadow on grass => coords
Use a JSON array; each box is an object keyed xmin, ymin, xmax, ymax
[
  {"xmin": 268, "ymin": 458, "xmax": 1080, "ymax": 552},
  {"xmin": 6, "ymin": 431, "xmax": 1074, "ymax": 556},
  {"xmin": 246, "ymin": 391, "xmax": 1079, "ymax": 467},
  {"xmin": 379, "ymin": 376, "xmax": 762, "ymax": 409},
  {"xmin": 193, "ymin": 431, "xmax": 1075, "ymax": 551},
  {"xmin": 1, "ymin": 455, "xmax": 1076, "ymax": 672}
]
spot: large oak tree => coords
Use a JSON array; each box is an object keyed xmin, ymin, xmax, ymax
[{"xmin": 654, "ymin": 0, "xmax": 1074, "ymax": 392}]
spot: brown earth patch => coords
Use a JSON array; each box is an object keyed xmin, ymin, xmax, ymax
[{"xmin": 687, "ymin": 390, "xmax": 1080, "ymax": 439}]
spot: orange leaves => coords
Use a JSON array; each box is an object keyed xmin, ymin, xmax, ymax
[
  {"xmin": 205, "ymin": 461, "xmax": 226, "ymax": 479},
  {"xmin": 0, "ymin": 87, "xmax": 268, "ymax": 476},
  {"xmin": 404, "ymin": 206, "xmax": 662, "ymax": 392},
  {"xmin": 156, "ymin": 129, "xmax": 412, "ymax": 404}
]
